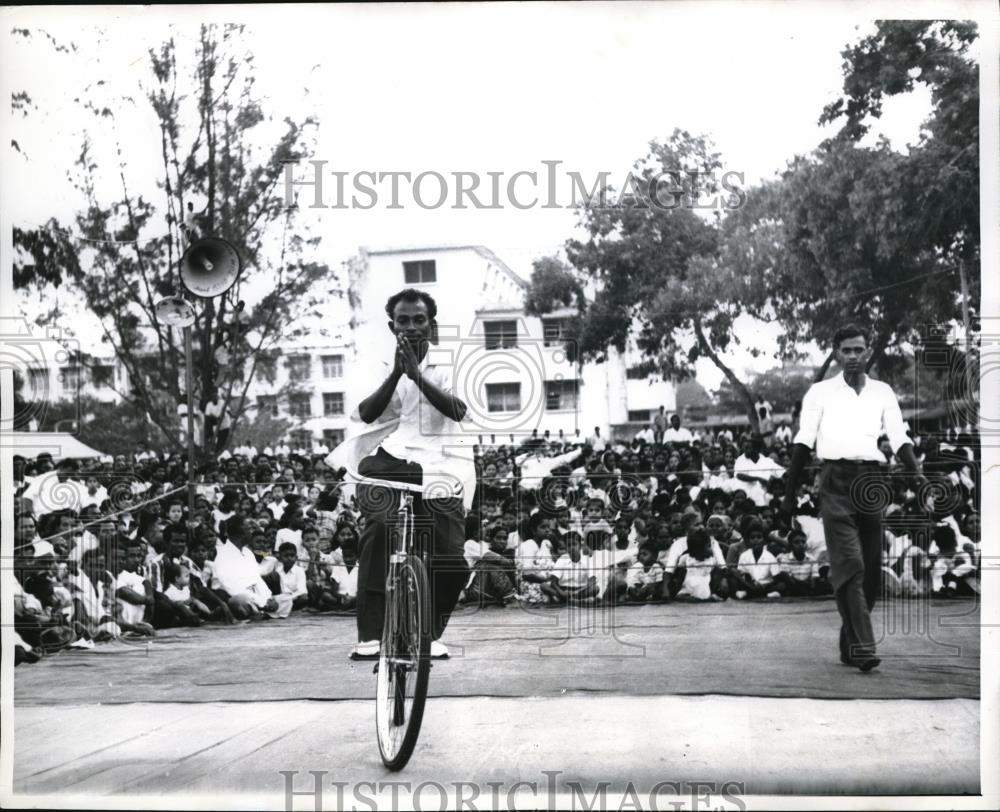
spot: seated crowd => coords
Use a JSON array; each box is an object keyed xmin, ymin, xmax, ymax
[{"xmin": 11, "ymin": 423, "xmax": 981, "ymax": 663}]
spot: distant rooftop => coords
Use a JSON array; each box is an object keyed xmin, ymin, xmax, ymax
[{"xmin": 362, "ymin": 244, "xmax": 528, "ymax": 290}]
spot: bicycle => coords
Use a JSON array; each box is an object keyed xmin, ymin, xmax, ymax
[{"xmin": 362, "ymin": 476, "xmax": 432, "ymax": 771}]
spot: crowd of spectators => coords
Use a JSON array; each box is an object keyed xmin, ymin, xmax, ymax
[{"xmin": 11, "ymin": 414, "xmax": 981, "ymax": 665}]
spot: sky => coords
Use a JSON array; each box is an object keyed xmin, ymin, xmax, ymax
[{"xmin": 2, "ymin": 1, "xmax": 951, "ymax": 391}]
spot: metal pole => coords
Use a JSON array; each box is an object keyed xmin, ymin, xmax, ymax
[{"xmin": 183, "ymin": 324, "xmax": 198, "ymax": 519}]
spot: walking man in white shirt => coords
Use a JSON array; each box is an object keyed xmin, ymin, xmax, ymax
[{"xmin": 782, "ymin": 324, "xmax": 927, "ymax": 672}]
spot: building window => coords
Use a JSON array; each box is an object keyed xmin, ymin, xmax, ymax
[
  {"xmin": 257, "ymin": 395, "xmax": 279, "ymax": 417},
  {"xmin": 484, "ymin": 320, "xmax": 518, "ymax": 350},
  {"xmin": 321, "ymin": 354, "xmax": 344, "ymax": 378},
  {"xmin": 289, "ymin": 393, "xmax": 312, "ymax": 419},
  {"xmin": 323, "ymin": 392, "xmax": 345, "ymax": 416},
  {"xmin": 59, "ymin": 367, "xmax": 81, "ymax": 391},
  {"xmin": 486, "ymin": 382, "xmax": 521, "ymax": 413},
  {"xmin": 628, "ymin": 409, "xmax": 652, "ymax": 423},
  {"xmin": 290, "ymin": 429, "xmax": 313, "ymax": 450},
  {"xmin": 256, "ymin": 353, "xmax": 278, "ymax": 380},
  {"xmin": 287, "ymin": 354, "xmax": 311, "ymax": 382},
  {"xmin": 28, "ymin": 367, "xmax": 49, "ymax": 394},
  {"xmin": 403, "ymin": 260, "xmax": 436, "ymax": 284},
  {"xmin": 545, "ymin": 379, "xmax": 578, "ymax": 411},
  {"xmin": 323, "ymin": 429, "xmax": 345, "ymax": 448},
  {"xmin": 92, "ymin": 365, "xmax": 114, "ymax": 388},
  {"xmin": 542, "ymin": 318, "xmax": 568, "ymax": 347}
]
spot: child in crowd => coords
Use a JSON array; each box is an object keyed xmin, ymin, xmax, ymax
[
  {"xmin": 516, "ymin": 518, "xmax": 557, "ymax": 605},
  {"xmin": 270, "ymin": 541, "xmax": 309, "ymax": 610},
  {"xmin": 625, "ymin": 544, "xmax": 664, "ymax": 602},
  {"xmin": 114, "ymin": 539, "xmax": 156, "ymax": 636},
  {"xmin": 930, "ymin": 524, "xmax": 977, "ymax": 597},
  {"xmin": 466, "ymin": 524, "xmax": 517, "ymax": 607},
  {"xmin": 162, "ymin": 560, "xmax": 211, "ymax": 624},
  {"xmin": 669, "ymin": 528, "xmax": 727, "ymax": 601},
  {"xmin": 729, "ymin": 520, "xmax": 784, "ymax": 599},
  {"xmin": 327, "ymin": 537, "xmax": 359, "ymax": 610},
  {"xmin": 775, "ymin": 529, "xmax": 830, "ymax": 596},
  {"xmin": 542, "ymin": 532, "xmax": 598, "ymax": 604}
]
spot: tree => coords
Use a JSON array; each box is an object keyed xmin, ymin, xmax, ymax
[
  {"xmin": 818, "ymin": 20, "xmax": 979, "ymax": 388},
  {"xmin": 714, "ymin": 367, "xmax": 816, "ymax": 415},
  {"xmin": 20, "ymin": 394, "xmax": 158, "ymax": 457},
  {"xmin": 229, "ymin": 409, "xmax": 294, "ymax": 454},
  {"xmin": 558, "ymin": 130, "xmax": 778, "ymax": 431},
  {"xmin": 523, "ymin": 256, "xmax": 586, "ymax": 318},
  {"xmin": 13, "ymin": 25, "xmax": 340, "ymax": 463},
  {"xmin": 752, "ymin": 141, "xmax": 955, "ymax": 380}
]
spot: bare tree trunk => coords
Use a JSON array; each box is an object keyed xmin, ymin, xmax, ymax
[
  {"xmin": 814, "ymin": 350, "xmax": 835, "ymax": 383},
  {"xmin": 693, "ymin": 319, "xmax": 759, "ymax": 433}
]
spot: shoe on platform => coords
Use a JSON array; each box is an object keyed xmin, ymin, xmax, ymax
[
  {"xmin": 735, "ymin": 590, "xmax": 747, "ymax": 600},
  {"xmin": 430, "ymin": 640, "xmax": 450, "ymax": 659},
  {"xmin": 766, "ymin": 591, "xmax": 781, "ymax": 599},
  {"xmin": 856, "ymin": 656, "xmax": 881, "ymax": 673},
  {"xmin": 349, "ymin": 640, "xmax": 380, "ymax": 660}
]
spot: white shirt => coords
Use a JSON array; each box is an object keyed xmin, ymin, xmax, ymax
[
  {"xmin": 114, "ymin": 569, "xmax": 147, "ymax": 625},
  {"xmin": 626, "ymin": 561, "xmax": 664, "ymax": 588},
  {"xmin": 329, "ymin": 563, "xmax": 358, "ymax": 598},
  {"xmin": 79, "ymin": 485, "xmax": 109, "ymax": 510},
  {"xmin": 663, "ymin": 426, "xmax": 694, "ymax": 444},
  {"xmin": 635, "ymin": 427, "xmax": 655, "ymax": 444},
  {"xmin": 211, "ymin": 541, "xmax": 272, "ymax": 607},
  {"xmin": 794, "ymin": 373, "xmax": 910, "ymax": 462},
  {"xmin": 552, "ymin": 554, "xmax": 591, "ymax": 589},
  {"xmin": 328, "ymin": 358, "xmax": 476, "ymax": 510},
  {"xmin": 778, "ymin": 551, "xmax": 819, "ymax": 581},
  {"xmin": 664, "ymin": 537, "xmax": 726, "ymax": 575},
  {"xmin": 517, "ymin": 448, "xmax": 580, "ymax": 492},
  {"xmin": 733, "ymin": 453, "xmax": 780, "ymax": 507},
  {"xmin": 274, "ymin": 527, "xmax": 303, "ymax": 556},
  {"xmin": 515, "ymin": 537, "xmax": 552, "ymax": 569},
  {"xmin": 164, "ymin": 583, "xmax": 191, "ymax": 603},
  {"xmin": 737, "ymin": 547, "xmax": 781, "ymax": 585},
  {"xmin": 276, "ymin": 564, "xmax": 308, "ymax": 599}
]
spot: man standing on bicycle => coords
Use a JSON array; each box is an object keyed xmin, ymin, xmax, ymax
[{"xmin": 333, "ymin": 288, "xmax": 475, "ymax": 660}]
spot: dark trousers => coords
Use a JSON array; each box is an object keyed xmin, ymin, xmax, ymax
[
  {"xmin": 356, "ymin": 449, "xmax": 468, "ymax": 642},
  {"xmin": 820, "ymin": 461, "xmax": 884, "ymax": 661}
]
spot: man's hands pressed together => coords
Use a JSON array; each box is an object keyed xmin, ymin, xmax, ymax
[{"xmin": 396, "ymin": 334, "xmax": 422, "ymax": 382}]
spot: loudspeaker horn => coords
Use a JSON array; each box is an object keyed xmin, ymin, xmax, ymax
[{"xmin": 180, "ymin": 237, "xmax": 242, "ymax": 298}]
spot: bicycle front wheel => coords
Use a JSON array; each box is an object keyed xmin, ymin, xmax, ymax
[{"xmin": 376, "ymin": 553, "xmax": 431, "ymax": 770}]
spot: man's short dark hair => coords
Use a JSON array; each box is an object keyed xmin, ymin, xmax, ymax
[
  {"xmin": 832, "ymin": 323, "xmax": 868, "ymax": 349},
  {"xmin": 277, "ymin": 541, "xmax": 298, "ymax": 555},
  {"xmin": 385, "ymin": 288, "xmax": 438, "ymax": 322},
  {"xmin": 163, "ymin": 524, "xmax": 188, "ymax": 544}
]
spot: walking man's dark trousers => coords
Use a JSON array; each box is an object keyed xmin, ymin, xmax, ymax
[
  {"xmin": 819, "ymin": 459, "xmax": 884, "ymax": 661},
  {"xmin": 355, "ymin": 448, "xmax": 468, "ymax": 642}
]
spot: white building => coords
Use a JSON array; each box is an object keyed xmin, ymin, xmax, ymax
[
  {"xmin": 345, "ymin": 244, "xmax": 675, "ymax": 444},
  {"xmin": 240, "ymin": 341, "xmax": 352, "ymax": 451}
]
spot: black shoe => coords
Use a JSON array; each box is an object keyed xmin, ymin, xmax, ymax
[{"xmin": 856, "ymin": 656, "xmax": 881, "ymax": 673}]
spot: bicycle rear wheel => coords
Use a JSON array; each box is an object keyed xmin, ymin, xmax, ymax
[{"xmin": 376, "ymin": 553, "xmax": 431, "ymax": 770}]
